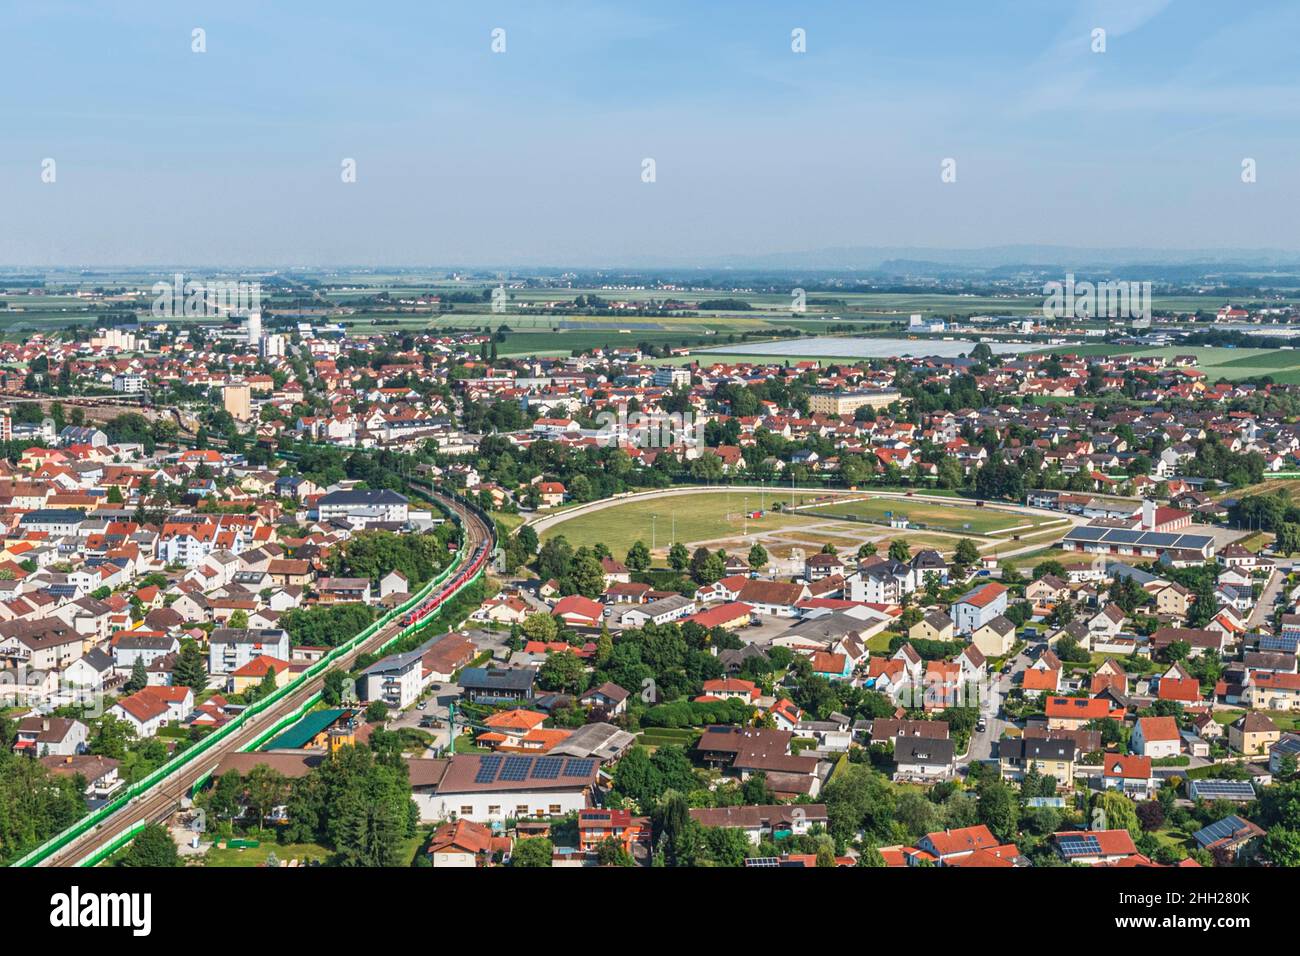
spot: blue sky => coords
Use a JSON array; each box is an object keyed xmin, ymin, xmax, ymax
[{"xmin": 0, "ymin": 0, "xmax": 1296, "ymax": 266}]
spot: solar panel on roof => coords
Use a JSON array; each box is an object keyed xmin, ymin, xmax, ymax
[
  {"xmin": 533, "ymin": 756, "xmax": 564, "ymax": 779},
  {"xmin": 1106, "ymin": 529, "xmax": 1144, "ymax": 544},
  {"xmin": 563, "ymin": 758, "xmax": 595, "ymax": 777},
  {"xmin": 1194, "ymin": 815, "xmax": 1249, "ymax": 847},
  {"xmin": 474, "ymin": 754, "xmax": 503, "ymax": 784},
  {"xmin": 500, "ymin": 755, "xmax": 533, "ymax": 782},
  {"xmin": 1191, "ymin": 780, "xmax": 1255, "ymax": 800},
  {"xmin": 1261, "ymin": 635, "xmax": 1299, "ymax": 652},
  {"xmin": 1068, "ymin": 526, "xmax": 1107, "ymax": 541},
  {"xmin": 1058, "ymin": 834, "xmax": 1102, "ymax": 856},
  {"xmin": 744, "ymin": 857, "xmax": 781, "ymax": 867},
  {"xmin": 1142, "ymin": 532, "xmax": 1179, "ymax": 547}
]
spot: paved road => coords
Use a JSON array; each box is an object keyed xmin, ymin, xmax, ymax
[
  {"xmin": 962, "ymin": 646, "xmax": 1031, "ymax": 766},
  {"xmin": 33, "ymin": 492, "xmax": 492, "ymax": 868},
  {"xmin": 1248, "ymin": 566, "xmax": 1284, "ymax": 631}
]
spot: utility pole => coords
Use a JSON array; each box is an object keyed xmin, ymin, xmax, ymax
[{"xmin": 651, "ymin": 514, "xmax": 657, "ymax": 551}]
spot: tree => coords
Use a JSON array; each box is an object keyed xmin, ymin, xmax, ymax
[
  {"xmin": 1092, "ymin": 791, "xmax": 1141, "ymax": 838},
  {"xmin": 888, "ymin": 539, "xmax": 911, "ymax": 563},
  {"xmin": 977, "ymin": 780, "xmax": 1019, "ymax": 842},
  {"xmin": 364, "ymin": 701, "xmax": 389, "ymax": 723},
  {"xmin": 820, "ymin": 763, "xmax": 897, "ymax": 846},
  {"xmin": 245, "ymin": 764, "xmax": 289, "ymax": 828},
  {"xmin": 613, "ymin": 746, "xmax": 662, "ymax": 808},
  {"xmin": 321, "ymin": 669, "xmax": 347, "ymax": 706},
  {"xmin": 856, "ymin": 844, "xmax": 887, "ymax": 867},
  {"xmin": 125, "ymin": 658, "xmax": 148, "ymax": 694},
  {"xmin": 515, "ymin": 524, "xmax": 539, "ymax": 555},
  {"xmin": 207, "ymin": 770, "xmax": 244, "ymax": 824},
  {"xmin": 512, "ymin": 837, "xmax": 554, "ymax": 867},
  {"xmin": 564, "ymin": 551, "xmax": 606, "ymax": 598},
  {"xmin": 538, "ymin": 650, "xmax": 586, "ymax": 694},
  {"xmin": 522, "ymin": 613, "xmax": 558, "ymax": 643},
  {"xmin": 228, "ymin": 609, "xmax": 249, "ymax": 629},
  {"xmin": 689, "ymin": 547, "xmax": 723, "ymax": 585},
  {"xmin": 953, "ymin": 538, "xmax": 980, "ymax": 570},
  {"xmin": 284, "ymin": 744, "xmax": 415, "ymax": 867},
  {"xmin": 173, "ymin": 638, "xmax": 208, "ymax": 692},
  {"xmin": 1261, "ymin": 827, "xmax": 1300, "ymax": 867},
  {"xmin": 595, "ymin": 627, "xmax": 614, "ymax": 666},
  {"xmin": 668, "ymin": 542, "xmax": 690, "ymax": 573},
  {"xmin": 626, "ymin": 540, "xmax": 651, "ymax": 572},
  {"xmin": 748, "ymin": 543, "xmax": 768, "ymax": 571},
  {"xmin": 116, "ymin": 823, "xmax": 180, "ymax": 867},
  {"xmin": 596, "ymin": 836, "xmax": 635, "ymax": 866},
  {"xmin": 1135, "ymin": 800, "xmax": 1165, "ymax": 832}
]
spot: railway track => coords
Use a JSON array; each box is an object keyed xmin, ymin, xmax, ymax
[{"xmin": 35, "ymin": 491, "xmax": 492, "ymax": 867}]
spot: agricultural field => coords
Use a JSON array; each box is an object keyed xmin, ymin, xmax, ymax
[{"xmin": 1036, "ymin": 344, "xmax": 1300, "ymax": 383}]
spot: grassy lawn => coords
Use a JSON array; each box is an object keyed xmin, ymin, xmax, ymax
[
  {"xmin": 539, "ymin": 491, "xmax": 836, "ymax": 553},
  {"xmin": 203, "ymin": 829, "xmax": 430, "ymax": 867},
  {"xmin": 636, "ymin": 727, "xmax": 702, "ymax": 751},
  {"xmin": 1005, "ymin": 546, "xmax": 1073, "ymax": 566},
  {"xmin": 203, "ymin": 838, "xmax": 331, "ymax": 867},
  {"xmin": 867, "ymin": 630, "xmax": 897, "ymax": 652},
  {"xmin": 801, "ymin": 497, "xmax": 1031, "ymax": 534},
  {"xmin": 492, "ymin": 510, "xmax": 526, "ymax": 535}
]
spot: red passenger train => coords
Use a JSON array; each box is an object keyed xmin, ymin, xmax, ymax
[{"xmin": 399, "ymin": 541, "xmax": 489, "ymax": 628}]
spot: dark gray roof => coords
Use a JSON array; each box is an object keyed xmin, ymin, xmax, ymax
[
  {"xmin": 459, "ymin": 667, "xmax": 535, "ymax": 692},
  {"xmin": 361, "ymin": 648, "xmax": 425, "ymax": 675},
  {"xmin": 894, "ymin": 736, "xmax": 955, "ymax": 766},
  {"xmin": 319, "ymin": 489, "xmax": 408, "ymax": 505},
  {"xmin": 19, "ymin": 509, "xmax": 86, "ymax": 525},
  {"xmin": 210, "ymin": 627, "xmax": 288, "ymax": 645}
]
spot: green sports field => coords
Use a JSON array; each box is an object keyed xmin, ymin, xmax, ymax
[
  {"xmin": 799, "ymin": 496, "xmax": 1059, "ymax": 536},
  {"xmin": 537, "ymin": 491, "xmax": 841, "ymax": 554}
]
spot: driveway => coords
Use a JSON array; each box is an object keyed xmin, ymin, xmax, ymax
[
  {"xmin": 961, "ymin": 647, "xmax": 1030, "ymax": 766},
  {"xmin": 1248, "ymin": 566, "xmax": 1283, "ymax": 631}
]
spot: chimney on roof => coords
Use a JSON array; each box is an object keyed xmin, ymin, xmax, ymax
[{"xmin": 1142, "ymin": 499, "xmax": 1156, "ymax": 531}]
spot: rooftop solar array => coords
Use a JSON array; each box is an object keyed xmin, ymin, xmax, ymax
[
  {"xmin": 744, "ymin": 857, "xmax": 782, "ymax": 867},
  {"xmin": 470, "ymin": 753, "xmax": 597, "ymax": 785},
  {"xmin": 1057, "ymin": 834, "xmax": 1102, "ymax": 858},
  {"xmin": 1262, "ymin": 634, "xmax": 1300, "ymax": 652},
  {"xmin": 1273, "ymin": 736, "xmax": 1300, "ymax": 756},
  {"xmin": 474, "ymin": 754, "xmax": 503, "ymax": 784},
  {"xmin": 1193, "ymin": 815, "xmax": 1253, "ymax": 848},
  {"xmin": 1189, "ymin": 779, "xmax": 1256, "ymax": 801},
  {"xmin": 1063, "ymin": 526, "xmax": 1213, "ymax": 550},
  {"xmin": 533, "ymin": 756, "xmax": 564, "ymax": 779},
  {"xmin": 499, "ymin": 756, "xmax": 533, "ymax": 782}
]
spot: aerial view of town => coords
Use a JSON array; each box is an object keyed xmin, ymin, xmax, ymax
[{"xmin": 3, "ymin": 1, "xmax": 1297, "ymax": 933}]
